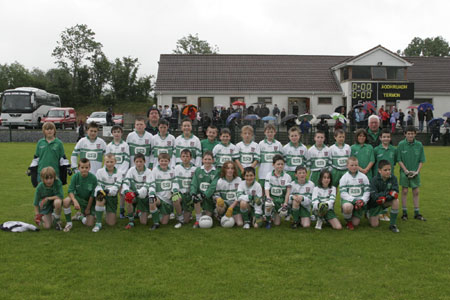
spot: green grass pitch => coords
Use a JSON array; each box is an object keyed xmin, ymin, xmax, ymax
[{"xmin": 1, "ymin": 143, "xmax": 449, "ymax": 299}]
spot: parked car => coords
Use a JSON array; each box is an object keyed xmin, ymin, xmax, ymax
[
  {"xmin": 113, "ymin": 114, "xmax": 124, "ymax": 126},
  {"xmin": 86, "ymin": 111, "xmax": 107, "ymax": 126},
  {"xmin": 41, "ymin": 107, "xmax": 77, "ymax": 129}
]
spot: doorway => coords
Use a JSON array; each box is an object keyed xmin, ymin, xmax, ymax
[
  {"xmin": 198, "ymin": 97, "xmax": 214, "ymax": 117},
  {"xmin": 288, "ymin": 97, "xmax": 310, "ymax": 115}
]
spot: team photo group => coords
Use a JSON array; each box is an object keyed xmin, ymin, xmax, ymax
[{"xmin": 31, "ymin": 107, "xmax": 426, "ymax": 234}]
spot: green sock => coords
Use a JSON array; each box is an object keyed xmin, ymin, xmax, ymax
[
  {"xmin": 240, "ymin": 209, "xmax": 249, "ymax": 223},
  {"xmin": 402, "ymin": 208, "xmax": 408, "ymax": 215},
  {"xmin": 95, "ymin": 206, "xmax": 104, "ymax": 225},
  {"xmin": 64, "ymin": 207, "xmax": 71, "ymax": 222},
  {"xmin": 390, "ymin": 209, "xmax": 398, "ymax": 226},
  {"xmin": 120, "ymin": 207, "xmax": 125, "ymax": 214},
  {"xmin": 382, "ymin": 208, "xmax": 388, "ymax": 214},
  {"xmin": 151, "ymin": 209, "xmax": 160, "ymax": 225},
  {"xmin": 414, "ymin": 208, "xmax": 420, "ymax": 216},
  {"xmin": 127, "ymin": 213, "xmax": 134, "ymax": 222},
  {"xmin": 292, "ymin": 208, "xmax": 300, "ymax": 223}
]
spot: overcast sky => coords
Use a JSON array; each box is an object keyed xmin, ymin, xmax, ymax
[{"xmin": 1, "ymin": 0, "xmax": 449, "ymax": 77}]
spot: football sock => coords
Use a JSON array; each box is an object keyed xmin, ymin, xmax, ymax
[
  {"xmin": 402, "ymin": 208, "xmax": 407, "ymax": 215},
  {"xmin": 390, "ymin": 209, "xmax": 398, "ymax": 225},
  {"xmin": 292, "ymin": 208, "xmax": 300, "ymax": 223},
  {"xmin": 343, "ymin": 213, "xmax": 352, "ymax": 221},
  {"xmin": 127, "ymin": 213, "xmax": 134, "ymax": 222},
  {"xmin": 120, "ymin": 207, "xmax": 125, "ymax": 214},
  {"xmin": 64, "ymin": 207, "xmax": 72, "ymax": 222},
  {"xmin": 196, "ymin": 213, "xmax": 201, "ymax": 221},
  {"xmin": 177, "ymin": 214, "xmax": 184, "ymax": 223},
  {"xmin": 151, "ymin": 209, "xmax": 160, "ymax": 225},
  {"xmin": 54, "ymin": 214, "xmax": 61, "ymax": 221},
  {"xmin": 240, "ymin": 209, "xmax": 249, "ymax": 223},
  {"xmin": 95, "ymin": 206, "xmax": 105, "ymax": 225},
  {"xmin": 382, "ymin": 208, "xmax": 388, "ymax": 214},
  {"xmin": 414, "ymin": 208, "xmax": 420, "ymax": 216}
]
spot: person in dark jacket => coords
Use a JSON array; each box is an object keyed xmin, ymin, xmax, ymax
[{"xmin": 418, "ymin": 107, "xmax": 425, "ymax": 132}]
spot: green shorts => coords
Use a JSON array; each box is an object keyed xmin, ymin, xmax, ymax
[
  {"xmin": 201, "ymin": 197, "xmax": 215, "ymax": 213},
  {"xmin": 341, "ymin": 199, "xmax": 366, "ymax": 219},
  {"xmin": 105, "ymin": 196, "xmax": 118, "ymax": 214},
  {"xmin": 299, "ymin": 206, "xmax": 311, "ymax": 218},
  {"xmin": 136, "ymin": 197, "xmax": 149, "ymax": 213},
  {"xmin": 400, "ymin": 172, "xmax": 421, "ymax": 188},
  {"xmin": 323, "ymin": 209, "xmax": 338, "ymax": 220},
  {"xmin": 181, "ymin": 193, "xmax": 194, "ymax": 212},
  {"xmin": 76, "ymin": 196, "xmax": 94, "ymax": 215},
  {"xmin": 159, "ymin": 201, "xmax": 173, "ymax": 216},
  {"xmin": 225, "ymin": 203, "xmax": 241, "ymax": 215},
  {"xmin": 331, "ymin": 168, "xmax": 347, "ymax": 187},
  {"xmin": 309, "ymin": 171, "xmax": 320, "ymax": 186},
  {"xmin": 272, "ymin": 198, "xmax": 285, "ymax": 213},
  {"xmin": 39, "ymin": 200, "xmax": 54, "ymax": 215},
  {"xmin": 368, "ymin": 205, "xmax": 383, "ymax": 217}
]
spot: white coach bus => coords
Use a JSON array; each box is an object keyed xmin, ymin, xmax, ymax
[{"xmin": 1, "ymin": 87, "xmax": 61, "ymax": 128}]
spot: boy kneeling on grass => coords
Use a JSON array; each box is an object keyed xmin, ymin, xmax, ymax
[
  {"xmin": 33, "ymin": 167, "xmax": 63, "ymax": 230},
  {"xmin": 368, "ymin": 160, "xmax": 400, "ymax": 233}
]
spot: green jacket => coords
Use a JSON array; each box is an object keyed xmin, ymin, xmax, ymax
[{"xmin": 369, "ymin": 173, "xmax": 399, "ymax": 208}]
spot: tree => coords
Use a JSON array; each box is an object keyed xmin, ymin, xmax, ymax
[
  {"xmin": 110, "ymin": 57, "xmax": 140, "ymax": 102},
  {"xmin": 173, "ymin": 33, "xmax": 219, "ymax": 54},
  {"xmin": 401, "ymin": 36, "xmax": 450, "ymax": 56},
  {"xmin": 89, "ymin": 53, "xmax": 111, "ymax": 100}
]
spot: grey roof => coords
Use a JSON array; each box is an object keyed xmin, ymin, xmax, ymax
[{"xmin": 405, "ymin": 56, "xmax": 450, "ymax": 93}]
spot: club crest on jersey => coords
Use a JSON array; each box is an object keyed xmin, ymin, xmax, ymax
[
  {"xmin": 121, "ymin": 147, "xmax": 125, "ymax": 152},
  {"xmin": 190, "ymin": 142, "xmax": 195, "ymax": 147},
  {"xmin": 251, "ymin": 147, "xmax": 255, "ymax": 151},
  {"xmin": 306, "ymin": 187, "xmax": 310, "ymax": 193},
  {"xmin": 230, "ymin": 149, "xmax": 233, "ymax": 153},
  {"xmin": 235, "ymin": 183, "xmax": 239, "ymax": 188},
  {"xmin": 191, "ymin": 172, "xmax": 195, "ymax": 177},
  {"xmin": 324, "ymin": 151, "xmax": 328, "ymax": 156},
  {"xmin": 274, "ymin": 146, "xmax": 278, "ymax": 151},
  {"xmin": 97, "ymin": 144, "xmax": 101, "ymax": 149},
  {"xmin": 281, "ymin": 180, "xmax": 285, "ymax": 185},
  {"xmin": 300, "ymin": 150, "xmax": 304, "ymax": 154},
  {"xmin": 346, "ymin": 150, "xmax": 350, "ymax": 155},
  {"xmin": 358, "ymin": 179, "xmax": 363, "ymax": 184},
  {"xmin": 170, "ymin": 173, "xmax": 174, "ymax": 177},
  {"xmin": 167, "ymin": 141, "xmax": 172, "ymax": 146},
  {"xmin": 143, "ymin": 176, "xmax": 146, "ymax": 181},
  {"xmin": 145, "ymin": 139, "xmax": 149, "ymax": 144},
  {"xmin": 252, "ymin": 190, "xmax": 256, "ymax": 196},
  {"xmin": 328, "ymin": 189, "xmax": 332, "ymax": 195}
]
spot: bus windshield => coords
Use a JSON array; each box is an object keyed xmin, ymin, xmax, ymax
[{"xmin": 2, "ymin": 93, "xmax": 33, "ymax": 113}]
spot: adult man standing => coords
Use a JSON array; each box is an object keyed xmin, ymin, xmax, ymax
[
  {"xmin": 425, "ymin": 107, "xmax": 433, "ymax": 132},
  {"xmin": 162, "ymin": 105, "xmax": 172, "ymax": 121},
  {"xmin": 367, "ymin": 115, "xmax": 382, "ymax": 147},
  {"xmin": 418, "ymin": 107, "xmax": 425, "ymax": 132},
  {"xmin": 146, "ymin": 107, "xmax": 160, "ymax": 135}
]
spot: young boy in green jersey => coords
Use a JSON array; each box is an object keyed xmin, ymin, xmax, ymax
[
  {"xmin": 282, "ymin": 126, "xmax": 308, "ymax": 181},
  {"xmin": 258, "ymin": 124, "xmax": 282, "ymax": 188},
  {"xmin": 63, "ymin": 158, "xmax": 98, "ymax": 231},
  {"xmin": 289, "ymin": 166, "xmax": 314, "ymax": 229},
  {"xmin": 264, "ymin": 155, "xmax": 292, "ymax": 229},
  {"xmin": 126, "ymin": 117, "xmax": 153, "ymax": 168},
  {"xmin": 236, "ymin": 125, "xmax": 260, "ymax": 176},
  {"xmin": 330, "ymin": 129, "xmax": 351, "ymax": 187},
  {"xmin": 175, "ymin": 118, "xmax": 202, "ymax": 166},
  {"xmin": 374, "ymin": 129, "xmax": 397, "ymax": 221},
  {"xmin": 71, "ymin": 122, "xmax": 106, "ymax": 175},
  {"xmin": 237, "ymin": 167, "xmax": 263, "ymax": 229},
  {"xmin": 397, "ymin": 126, "xmax": 426, "ymax": 221},
  {"xmin": 174, "ymin": 149, "xmax": 197, "ymax": 227},
  {"xmin": 212, "ymin": 128, "xmax": 239, "ymax": 171},
  {"xmin": 150, "ymin": 119, "xmax": 176, "ymax": 169},
  {"xmin": 33, "ymin": 167, "xmax": 63, "ymax": 230},
  {"xmin": 201, "ymin": 125, "xmax": 219, "ymax": 155},
  {"xmin": 307, "ymin": 131, "xmax": 331, "ymax": 185},
  {"xmin": 190, "ymin": 151, "xmax": 219, "ymax": 228},
  {"xmin": 351, "ymin": 129, "xmax": 375, "ymax": 180},
  {"xmin": 368, "ymin": 160, "xmax": 400, "ymax": 233}
]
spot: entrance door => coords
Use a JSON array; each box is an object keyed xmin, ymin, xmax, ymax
[
  {"xmin": 198, "ymin": 97, "xmax": 214, "ymax": 117},
  {"xmin": 288, "ymin": 97, "xmax": 310, "ymax": 115}
]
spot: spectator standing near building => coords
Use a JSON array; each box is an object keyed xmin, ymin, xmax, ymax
[
  {"xmin": 425, "ymin": 107, "xmax": 433, "ymax": 132},
  {"xmin": 418, "ymin": 107, "xmax": 425, "ymax": 132}
]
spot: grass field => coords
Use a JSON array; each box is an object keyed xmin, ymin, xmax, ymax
[{"xmin": 1, "ymin": 143, "xmax": 450, "ymax": 300}]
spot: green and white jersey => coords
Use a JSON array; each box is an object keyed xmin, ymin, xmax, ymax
[
  {"xmin": 289, "ymin": 180, "xmax": 315, "ymax": 209},
  {"xmin": 190, "ymin": 166, "xmax": 219, "ymax": 198},
  {"xmin": 174, "ymin": 164, "xmax": 196, "ymax": 194},
  {"xmin": 212, "ymin": 142, "xmax": 239, "ymax": 168},
  {"xmin": 236, "ymin": 141, "xmax": 260, "ymax": 168},
  {"xmin": 312, "ymin": 186, "xmax": 336, "ymax": 209},
  {"xmin": 68, "ymin": 172, "xmax": 97, "ymax": 200},
  {"xmin": 106, "ymin": 140, "xmax": 130, "ymax": 176},
  {"xmin": 149, "ymin": 166, "xmax": 177, "ymax": 204},
  {"xmin": 282, "ymin": 142, "xmax": 308, "ymax": 172},
  {"xmin": 214, "ymin": 177, "xmax": 242, "ymax": 205},
  {"xmin": 71, "ymin": 137, "xmax": 107, "ymax": 175},
  {"xmin": 339, "ymin": 171, "xmax": 370, "ymax": 204},
  {"xmin": 258, "ymin": 139, "xmax": 283, "ymax": 181},
  {"xmin": 264, "ymin": 170, "xmax": 292, "ymax": 201},
  {"xmin": 95, "ymin": 167, "xmax": 123, "ymax": 197},
  {"xmin": 329, "ymin": 143, "xmax": 351, "ymax": 170},
  {"xmin": 32, "ymin": 137, "xmax": 67, "ymax": 178},
  {"xmin": 174, "ymin": 134, "xmax": 202, "ymax": 167},
  {"xmin": 150, "ymin": 133, "xmax": 176, "ymax": 169},
  {"xmin": 306, "ymin": 144, "xmax": 331, "ymax": 172},
  {"xmin": 122, "ymin": 166, "xmax": 152, "ymax": 196},
  {"xmin": 126, "ymin": 131, "xmax": 153, "ymax": 168},
  {"xmin": 237, "ymin": 180, "xmax": 263, "ymax": 215}
]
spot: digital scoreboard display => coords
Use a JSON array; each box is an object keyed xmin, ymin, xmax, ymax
[{"xmin": 351, "ymin": 82, "xmax": 377, "ymax": 101}]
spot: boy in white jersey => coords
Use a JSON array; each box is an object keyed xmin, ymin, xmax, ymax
[
  {"xmin": 258, "ymin": 124, "xmax": 282, "ymax": 187},
  {"xmin": 307, "ymin": 130, "xmax": 331, "ymax": 185},
  {"xmin": 213, "ymin": 161, "xmax": 243, "ymax": 227},
  {"xmin": 212, "ymin": 128, "xmax": 239, "ymax": 171},
  {"xmin": 106, "ymin": 125, "xmax": 130, "ymax": 218},
  {"xmin": 236, "ymin": 125, "xmax": 260, "ymax": 176},
  {"xmin": 175, "ymin": 118, "xmax": 202, "ymax": 167},
  {"xmin": 150, "ymin": 119, "xmax": 175, "ymax": 169},
  {"xmin": 148, "ymin": 153, "xmax": 180, "ymax": 230},
  {"xmin": 92, "ymin": 154, "xmax": 123, "ymax": 232},
  {"xmin": 237, "ymin": 167, "xmax": 263, "ymax": 229},
  {"xmin": 126, "ymin": 117, "xmax": 153, "ymax": 168},
  {"xmin": 282, "ymin": 126, "xmax": 308, "ymax": 181},
  {"xmin": 71, "ymin": 122, "xmax": 106, "ymax": 175},
  {"xmin": 174, "ymin": 149, "xmax": 197, "ymax": 226},
  {"xmin": 122, "ymin": 153, "xmax": 152, "ymax": 229},
  {"xmin": 289, "ymin": 166, "xmax": 314, "ymax": 229},
  {"xmin": 265, "ymin": 155, "xmax": 292, "ymax": 229},
  {"xmin": 329, "ymin": 129, "xmax": 351, "ymax": 187},
  {"xmin": 339, "ymin": 156, "xmax": 370, "ymax": 230}
]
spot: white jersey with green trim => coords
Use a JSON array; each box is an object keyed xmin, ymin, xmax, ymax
[
  {"xmin": 214, "ymin": 177, "xmax": 242, "ymax": 205},
  {"xmin": 236, "ymin": 141, "xmax": 260, "ymax": 168},
  {"xmin": 237, "ymin": 180, "xmax": 263, "ymax": 215},
  {"xmin": 289, "ymin": 180, "xmax": 315, "ymax": 209},
  {"xmin": 329, "ymin": 143, "xmax": 351, "ymax": 170},
  {"xmin": 258, "ymin": 139, "xmax": 283, "ymax": 180},
  {"xmin": 122, "ymin": 166, "xmax": 152, "ymax": 196},
  {"xmin": 174, "ymin": 164, "xmax": 196, "ymax": 194},
  {"xmin": 339, "ymin": 171, "xmax": 370, "ymax": 204},
  {"xmin": 306, "ymin": 144, "xmax": 331, "ymax": 172},
  {"xmin": 174, "ymin": 134, "xmax": 202, "ymax": 167},
  {"xmin": 150, "ymin": 133, "xmax": 175, "ymax": 169},
  {"xmin": 71, "ymin": 136, "xmax": 107, "ymax": 174},
  {"xmin": 212, "ymin": 142, "xmax": 239, "ymax": 167},
  {"xmin": 312, "ymin": 186, "xmax": 336, "ymax": 209},
  {"xmin": 95, "ymin": 167, "xmax": 123, "ymax": 197},
  {"xmin": 106, "ymin": 140, "xmax": 130, "ymax": 176},
  {"xmin": 264, "ymin": 171, "xmax": 292, "ymax": 200},
  {"xmin": 126, "ymin": 131, "xmax": 153, "ymax": 168},
  {"xmin": 282, "ymin": 142, "xmax": 308, "ymax": 172},
  {"xmin": 148, "ymin": 166, "xmax": 177, "ymax": 204}
]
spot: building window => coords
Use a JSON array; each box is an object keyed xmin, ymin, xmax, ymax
[
  {"xmin": 257, "ymin": 97, "xmax": 272, "ymax": 104},
  {"xmin": 341, "ymin": 67, "xmax": 349, "ymax": 81},
  {"xmin": 172, "ymin": 97, "xmax": 187, "ymax": 104},
  {"xmin": 230, "ymin": 97, "xmax": 244, "ymax": 105},
  {"xmin": 387, "ymin": 67, "xmax": 405, "ymax": 80},
  {"xmin": 372, "ymin": 67, "xmax": 387, "ymax": 80},
  {"xmin": 352, "ymin": 66, "xmax": 371, "ymax": 79},
  {"xmin": 318, "ymin": 97, "xmax": 332, "ymax": 105}
]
